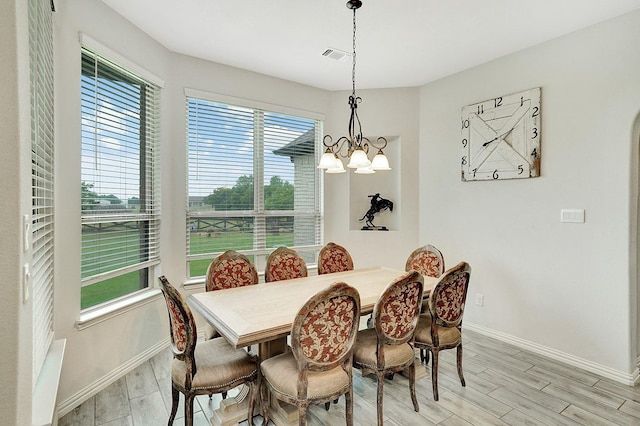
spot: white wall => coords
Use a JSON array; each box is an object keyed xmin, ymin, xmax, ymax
[
  {"xmin": 419, "ymin": 10, "xmax": 640, "ymax": 380},
  {"xmin": 1, "ymin": 1, "xmax": 33, "ymax": 424}
]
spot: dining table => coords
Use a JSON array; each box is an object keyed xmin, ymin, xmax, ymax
[{"xmin": 187, "ymin": 266, "xmax": 437, "ymax": 426}]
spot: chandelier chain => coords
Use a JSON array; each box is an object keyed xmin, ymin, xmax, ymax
[{"xmin": 352, "ymin": 7, "xmax": 357, "ymax": 96}]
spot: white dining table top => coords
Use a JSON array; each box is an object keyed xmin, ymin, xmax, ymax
[{"xmin": 187, "ymin": 266, "xmax": 436, "ymax": 349}]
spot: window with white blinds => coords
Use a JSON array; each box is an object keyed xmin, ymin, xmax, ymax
[
  {"xmin": 29, "ymin": 0, "xmax": 55, "ymax": 384},
  {"xmin": 80, "ymin": 48, "xmax": 160, "ymax": 309},
  {"xmin": 186, "ymin": 96, "xmax": 322, "ymax": 277}
]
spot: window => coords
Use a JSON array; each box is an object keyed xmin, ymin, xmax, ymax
[
  {"xmin": 29, "ymin": 0, "xmax": 54, "ymax": 383},
  {"xmin": 80, "ymin": 47, "xmax": 160, "ymax": 309},
  {"xmin": 186, "ymin": 94, "xmax": 322, "ymax": 277}
]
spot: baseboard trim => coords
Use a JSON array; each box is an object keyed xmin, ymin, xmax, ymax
[
  {"xmin": 465, "ymin": 322, "xmax": 636, "ymax": 385},
  {"xmin": 56, "ymin": 337, "xmax": 170, "ymax": 418}
]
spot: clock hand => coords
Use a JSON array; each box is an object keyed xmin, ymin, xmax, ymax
[
  {"xmin": 481, "ymin": 129, "xmax": 513, "ymax": 147},
  {"xmin": 482, "ymin": 137, "xmax": 498, "ymax": 147}
]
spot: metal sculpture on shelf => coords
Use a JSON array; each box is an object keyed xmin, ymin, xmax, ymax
[{"xmin": 360, "ymin": 193, "xmax": 393, "ymax": 230}]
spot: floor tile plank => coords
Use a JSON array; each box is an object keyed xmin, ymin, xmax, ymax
[
  {"xmin": 541, "ymin": 383, "xmax": 640, "ymax": 426},
  {"xmin": 488, "ymin": 387, "xmax": 580, "ymax": 426},
  {"xmin": 125, "ymin": 363, "xmax": 160, "ymax": 400},
  {"xmin": 95, "ymin": 377, "xmax": 131, "ymax": 425},
  {"xmin": 561, "ymin": 404, "xmax": 621, "ymax": 426}
]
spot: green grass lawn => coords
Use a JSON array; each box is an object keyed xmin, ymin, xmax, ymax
[{"xmin": 81, "ymin": 227, "xmax": 294, "ymax": 308}]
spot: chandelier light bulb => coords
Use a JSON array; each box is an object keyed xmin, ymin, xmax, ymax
[
  {"xmin": 347, "ymin": 146, "xmax": 371, "ymax": 168},
  {"xmin": 370, "ymin": 150, "xmax": 391, "ymax": 170}
]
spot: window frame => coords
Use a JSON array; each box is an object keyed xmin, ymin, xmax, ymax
[
  {"xmin": 184, "ymin": 89, "xmax": 324, "ymax": 277},
  {"xmin": 79, "ymin": 37, "xmax": 162, "ymax": 311}
]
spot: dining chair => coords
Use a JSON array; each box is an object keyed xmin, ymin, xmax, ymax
[
  {"xmin": 405, "ymin": 244, "xmax": 445, "ymax": 362},
  {"xmin": 265, "ymin": 246, "xmax": 308, "ymax": 282},
  {"xmin": 317, "ymin": 242, "xmax": 354, "ymax": 275},
  {"xmin": 260, "ymin": 282, "xmax": 361, "ymax": 426},
  {"xmin": 413, "ymin": 261, "xmax": 471, "ymax": 401},
  {"xmin": 204, "ymin": 250, "xmax": 259, "ymax": 339},
  {"xmin": 203, "ymin": 250, "xmax": 259, "ymax": 399},
  {"xmin": 405, "ymin": 244, "xmax": 445, "ymax": 278},
  {"xmin": 352, "ymin": 270, "xmax": 424, "ymax": 426},
  {"xmin": 206, "ymin": 250, "xmax": 259, "ymax": 291},
  {"xmin": 158, "ymin": 276, "xmax": 259, "ymax": 426}
]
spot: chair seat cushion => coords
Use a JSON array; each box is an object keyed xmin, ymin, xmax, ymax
[
  {"xmin": 261, "ymin": 352, "xmax": 350, "ymax": 400},
  {"xmin": 353, "ymin": 328, "xmax": 415, "ymax": 370},
  {"xmin": 414, "ymin": 314, "xmax": 461, "ymax": 347},
  {"xmin": 171, "ymin": 337, "xmax": 257, "ymax": 391}
]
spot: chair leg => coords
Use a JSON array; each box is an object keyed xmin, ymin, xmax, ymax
[
  {"xmin": 431, "ymin": 350, "xmax": 440, "ymax": 401},
  {"xmin": 185, "ymin": 394, "xmax": 195, "ymax": 426},
  {"xmin": 168, "ymin": 385, "xmax": 179, "ymax": 425},
  {"xmin": 408, "ymin": 359, "xmax": 419, "ymax": 412},
  {"xmin": 420, "ymin": 348, "xmax": 430, "ymax": 364},
  {"xmin": 457, "ymin": 344, "xmax": 466, "ymax": 387},
  {"xmin": 298, "ymin": 402, "xmax": 308, "ymax": 426},
  {"xmin": 346, "ymin": 388, "xmax": 354, "ymax": 426},
  {"xmin": 376, "ymin": 372, "xmax": 385, "ymax": 426},
  {"xmin": 246, "ymin": 382, "xmax": 257, "ymax": 426},
  {"xmin": 222, "ymin": 391, "xmax": 227, "ymax": 399},
  {"xmin": 325, "ymin": 394, "xmax": 340, "ymax": 410},
  {"xmin": 261, "ymin": 382, "xmax": 271, "ymax": 425}
]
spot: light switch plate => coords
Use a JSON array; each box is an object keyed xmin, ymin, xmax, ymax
[
  {"xmin": 561, "ymin": 209, "xmax": 585, "ymax": 223},
  {"xmin": 23, "ymin": 214, "xmax": 30, "ymax": 252}
]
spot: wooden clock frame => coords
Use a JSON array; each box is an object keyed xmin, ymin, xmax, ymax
[{"xmin": 461, "ymin": 87, "xmax": 541, "ymax": 181}]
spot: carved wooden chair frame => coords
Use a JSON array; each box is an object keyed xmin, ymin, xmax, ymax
[
  {"xmin": 353, "ymin": 270, "xmax": 424, "ymax": 426},
  {"xmin": 414, "ymin": 261, "xmax": 471, "ymax": 401},
  {"xmin": 159, "ymin": 276, "xmax": 259, "ymax": 425},
  {"xmin": 262, "ymin": 282, "xmax": 361, "ymax": 425}
]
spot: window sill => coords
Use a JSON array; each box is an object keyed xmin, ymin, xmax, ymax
[
  {"xmin": 76, "ymin": 289, "xmax": 163, "ymax": 331},
  {"xmin": 32, "ymin": 339, "xmax": 65, "ymax": 426}
]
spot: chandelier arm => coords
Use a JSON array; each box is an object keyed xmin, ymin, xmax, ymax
[{"xmin": 369, "ymin": 136, "xmax": 388, "ymax": 150}]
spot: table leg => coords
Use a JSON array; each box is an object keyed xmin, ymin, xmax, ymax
[
  {"xmin": 209, "ymin": 385, "xmax": 252, "ymax": 426},
  {"xmin": 258, "ymin": 337, "xmax": 302, "ymax": 426}
]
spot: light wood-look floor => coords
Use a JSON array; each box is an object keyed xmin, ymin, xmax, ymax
[{"xmin": 59, "ymin": 329, "xmax": 640, "ymax": 425}]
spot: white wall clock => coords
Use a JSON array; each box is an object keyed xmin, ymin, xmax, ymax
[{"xmin": 461, "ymin": 87, "xmax": 541, "ymax": 181}]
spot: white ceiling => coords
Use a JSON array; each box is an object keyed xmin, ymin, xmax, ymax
[{"xmin": 102, "ymin": 0, "xmax": 640, "ymax": 91}]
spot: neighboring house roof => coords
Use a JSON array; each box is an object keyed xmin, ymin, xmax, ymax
[{"xmin": 273, "ymin": 128, "xmax": 315, "ymax": 158}]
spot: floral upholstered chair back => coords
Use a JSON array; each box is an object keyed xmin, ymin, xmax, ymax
[
  {"xmin": 405, "ymin": 244, "xmax": 445, "ymax": 278},
  {"xmin": 265, "ymin": 246, "xmax": 308, "ymax": 282},
  {"xmin": 159, "ymin": 276, "xmax": 197, "ymax": 365},
  {"xmin": 317, "ymin": 242, "xmax": 354, "ymax": 275},
  {"xmin": 428, "ymin": 261, "xmax": 471, "ymax": 329},
  {"xmin": 374, "ymin": 270, "xmax": 424, "ymax": 346},
  {"xmin": 291, "ymin": 282, "xmax": 360, "ymax": 374},
  {"xmin": 206, "ymin": 250, "xmax": 259, "ymax": 291}
]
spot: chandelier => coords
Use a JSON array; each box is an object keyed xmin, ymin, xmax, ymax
[{"xmin": 317, "ymin": 0, "xmax": 391, "ymax": 175}]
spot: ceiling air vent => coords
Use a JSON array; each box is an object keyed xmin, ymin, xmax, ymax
[{"xmin": 322, "ymin": 47, "xmax": 351, "ymax": 62}]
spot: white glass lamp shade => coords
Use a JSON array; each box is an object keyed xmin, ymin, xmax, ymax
[
  {"xmin": 347, "ymin": 146, "xmax": 371, "ymax": 168},
  {"xmin": 354, "ymin": 165, "xmax": 375, "ymax": 174},
  {"xmin": 318, "ymin": 149, "xmax": 338, "ymax": 169},
  {"xmin": 370, "ymin": 150, "xmax": 391, "ymax": 170},
  {"xmin": 326, "ymin": 156, "xmax": 346, "ymax": 174}
]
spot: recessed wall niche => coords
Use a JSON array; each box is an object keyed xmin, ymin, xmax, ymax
[{"xmin": 349, "ymin": 136, "xmax": 400, "ymax": 231}]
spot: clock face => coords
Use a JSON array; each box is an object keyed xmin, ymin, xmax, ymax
[{"xmin": 461, "ymin": 87, "xmax": 541, "ymax": 181}]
